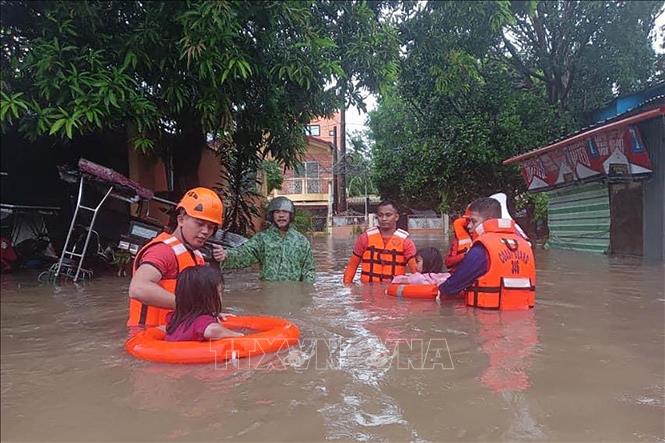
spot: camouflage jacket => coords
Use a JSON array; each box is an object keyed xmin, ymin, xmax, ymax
[{"xmin": 221, "ymin": 225, "xmax": 315, "ymax": 282}]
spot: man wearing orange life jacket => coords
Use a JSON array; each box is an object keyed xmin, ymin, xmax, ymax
[
  {"xmin": 127, "ymin": 187, "xmax": 225, "ymax": 327},
  {"xmin": 343, "ymin": 200, "xmax": 418, "ymax": 284},
  {"xmin": 445, "ymin": 193, "xmax": 530, "ymax": 273},
  {"xmin": 439, "ymin": 197, "xmax": 536, "ymax": 310}
]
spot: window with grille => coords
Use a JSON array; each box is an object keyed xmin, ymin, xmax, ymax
[
  {"xmin": 294, "ymin": 162, "xmax": 319, "ymax": 178},
  {"xmin": 292, "ymin": 162, "xmax": 320, "ymax": 193}
]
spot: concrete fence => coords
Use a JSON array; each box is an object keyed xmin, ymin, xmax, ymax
[{"xmin": 330, "ymin": 213, "xmax": 450, "ymax": 235}]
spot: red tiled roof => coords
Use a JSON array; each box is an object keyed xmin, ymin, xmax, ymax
[{"xmin": 306, "ymin": 135, "xmax": 334, "ymax": 148}]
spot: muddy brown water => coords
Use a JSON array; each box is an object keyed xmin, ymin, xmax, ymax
[{"xmin": 1, "ymin": 234, "xmax": 664, "ymax": 442}]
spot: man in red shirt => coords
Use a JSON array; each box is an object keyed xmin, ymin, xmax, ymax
[
  {"xmin": 127, "ymin": 187, "xmax": 225, "ymax": 327},
  {"xmin": 343, "ymin": 200, "xmax": 418, "ymax": 284}
]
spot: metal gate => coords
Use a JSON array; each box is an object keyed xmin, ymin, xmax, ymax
[{"xmin": 546, "ymin": 182, "xmax": 610, "ymax": 253}]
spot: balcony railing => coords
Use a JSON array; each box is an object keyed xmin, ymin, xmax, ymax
[{"xmin": 280, "ymin": 178, "xmax": 329, "ymax": 195}]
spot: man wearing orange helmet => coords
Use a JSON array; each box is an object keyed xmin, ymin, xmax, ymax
[{"xmin": 127, "ymin": 187, "xmax": 225, "ymax": 328}]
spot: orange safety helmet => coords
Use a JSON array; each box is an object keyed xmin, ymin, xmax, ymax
[{"xmin": 176, "ymin": 187, "xmax": 224, "ymax": 225}]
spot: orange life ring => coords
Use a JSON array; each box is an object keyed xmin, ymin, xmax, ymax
[
  {"xmin": 386, "ymin": 284, "xmax": 439, "ymax": 299},
  {"xmin": 125, "ymin": 315, "xmax": 300, "ymax": 364}
]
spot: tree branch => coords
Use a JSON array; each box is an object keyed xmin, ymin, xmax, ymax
[{"xmin": 501, "ymin": 35, "xmax": 545, "ymax": 81}]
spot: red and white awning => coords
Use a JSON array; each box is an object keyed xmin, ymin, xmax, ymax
[{"xmin": 503, "ymin": 107, "xmax": 664, "ymax": 191}]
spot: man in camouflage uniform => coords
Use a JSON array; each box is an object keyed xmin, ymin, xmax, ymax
[{"xmin": 214, "ymin": 196, "xmax": 315, "ymax": 282}]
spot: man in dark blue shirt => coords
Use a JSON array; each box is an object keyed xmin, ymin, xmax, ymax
[
  {"xmin": 439, "ymin": 244, "xmax": 489, "ymax": 295},
  {"xmin": 439, "ymin": 198, "xmax": 501, "ymax": 296}
]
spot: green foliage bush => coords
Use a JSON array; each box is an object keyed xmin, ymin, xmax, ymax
[
  {"xmin": 293, "ymin": 209, "xmax": 314, "ymax": 234},
  {"xmin": 262, "ymin": 160, "xmax": 284, "ymax": 194}
]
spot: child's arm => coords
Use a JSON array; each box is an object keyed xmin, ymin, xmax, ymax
[
  {"xmin": 391, "ymin": 274, "xmax": 411, "ymax": 284},
  {"xmin": 403, "ymin": 239, "xmax": 418, "ymax": 273},
  {"xmin": 204, "ymin": 323, "xmax": 243, "ymax": 340},
  {"xmin": 406, "ymin": 257, "xmax": 418, "ymax": 274}
]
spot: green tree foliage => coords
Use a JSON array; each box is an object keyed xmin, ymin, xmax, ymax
[
  {"xmin": 1, "ymin": 1, "xmax": 341, "ymax": 151},
  {"xmin": 262, "ymin": 160, "xmax": 283, "ymax": 194},
  {"xmin": 503, "ymin": 0, "xmax": 663, "ymax": 118},
  {"xmin": 1, "ymin": 1, "xmax": 159, "ymax": 145},
  {"xmin": 310, "ymin": 1, "xmax": 399, "ymax": 111},
  {"xmin": 216, "ymin": 138, "xmax": 262, "ymax": 237},
  {"xmin": 516, "ymin": 192, "xmax": 549, "ymax": 223},
  {"xmin": 369, "ymin": 0, "xmax": 662, "ymax": 212},
  {"xmin": 292, "ymin": 208, "xmax": 315, "ymax": 234},
  {"xmin": 1, "ymin": 0, "xmax": 399, "ymax": 234}
]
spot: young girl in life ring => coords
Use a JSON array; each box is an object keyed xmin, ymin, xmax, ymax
[
  {"xmin": 164, "ymin": 265, "xmax": 243, "ymax": 341},
  {"xmin": 391, "ymin": 247, "xmax": 450, "ymax": 286}
]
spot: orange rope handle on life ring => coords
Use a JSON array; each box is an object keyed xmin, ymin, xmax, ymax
[
  {"xmin": 125, "ymin": 315, "xmax": 300, "ymax": 364},
  {"xmin": 386, "ymin": 283, "xmax": 439, "ymax": 299}
]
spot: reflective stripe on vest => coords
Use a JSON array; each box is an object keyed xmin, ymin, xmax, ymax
[
  {"xmin": 127, "ymin": 232, "xmax": 206, "ymax": 327},
  {"xmin": 466, "ymin": 219, "xmax": 536, "ymax": 310},
  {"xmin": 360, "ymin": 227, "xmax": 409, "ymax": 283}
]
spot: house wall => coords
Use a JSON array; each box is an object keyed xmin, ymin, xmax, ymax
[
  {"xmin": 128, "ymin": 149, "xmax": 168, "ymax": 193},
  {"xmin": 282, "ymin": 143, "xmax": 333, "ymax": 181},
  {"xmin": 308, "ymin": 113, "xmax": 341, "ymax": 146},
  {"xmin": 197, "ymin": 147, "xmax": 220, "ymax": 190},
  {"xmin": 277, "ymin": 138, "xmax": 333, "ymax": 207},
  {"xmin": 640, "ymin": 116, "xmax": 665, "ymax": 260},
  {"xmin": 129, "ymin": 145, "xmax": 266, "ymax": 234},
  {"xmin": 540, "ymin": 116, "xmax": 663, "ymax": 259},
  {"xmin": 127, "ymin": 148, "xmax": 172, "ymax": 227}
]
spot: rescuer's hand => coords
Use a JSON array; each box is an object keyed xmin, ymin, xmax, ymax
[{"xmin": 212, "ymin": 244, "xmax": 227, "ymax": 262}]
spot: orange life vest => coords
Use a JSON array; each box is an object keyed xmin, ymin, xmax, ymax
[
  {"xmin": 445, "ymin": 216, "xmax": 472, "ymax": 270},
  {"xmin": 465, "ymin": 218, "xmax": 536, "ymax": 310},
  {"xmin": 127, "ymin": 232, "xmax": 206, "ymax": 327},
  {"xmin": 360, "ymin": 227, "xmax": 409, "ymax": 283}
]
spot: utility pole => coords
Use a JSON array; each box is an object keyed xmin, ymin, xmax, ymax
[
  {"xmin": 364, "ymin": 178, "xmax": 368, "ymax": 224},
  {"xmin": 338, "ymin": 107, "xmax": 347, "ymax": 213},
  {"xmin": 330, "ymin": 126, "xmax": 338, "ymax": 214}
]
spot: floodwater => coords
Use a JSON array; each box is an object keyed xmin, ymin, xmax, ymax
[{"xmin": 1, "ymin": 234, "xmax": 664, "ymax": 442}]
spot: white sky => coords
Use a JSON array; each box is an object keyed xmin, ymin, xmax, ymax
[
  {"xmin": 655, "ymin": 8, "xmax": 665, "ymax": 54},
  {"xmin": 345, "ymin": 9, "xmax": 665, "ymax": 135},
  {"xmin": 344, "ymin": 93, "xmax": 377, "ymax": 137}
]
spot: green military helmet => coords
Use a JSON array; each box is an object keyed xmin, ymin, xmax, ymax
[{"xmin": 267, "ymin": 196, "xmax": 295, "ymax": 222}]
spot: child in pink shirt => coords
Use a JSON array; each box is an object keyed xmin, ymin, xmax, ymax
[
  {"xmin": 164, "ymin": 266, "xmax": 242, "ymax": 341},
  {"xmin": 392, "ymin": 247, "xmax": 450, "ymax": 285}
]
